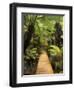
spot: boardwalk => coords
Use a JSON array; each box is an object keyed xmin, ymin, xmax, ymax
[{"xmin": 36, "ymin": 51, "xmax": 53, "ymax": 74}]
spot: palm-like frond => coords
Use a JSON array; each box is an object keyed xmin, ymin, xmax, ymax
[{"xmin": 49, "ymin": 45, "xmax": 62, "ymax": 57}]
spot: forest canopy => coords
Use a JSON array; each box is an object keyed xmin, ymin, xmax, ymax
[{"xmin": 22, "ymin": 14, "xmax": 63, "ymax": 75}]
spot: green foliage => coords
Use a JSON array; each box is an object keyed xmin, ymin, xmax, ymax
[
  {"xmin": 23, "ymin": 14, "xmax": 63, "ymax": 74},
  {"xmin": 48, "ymin": 45, "xmax": 62, "ymax": 56},
  {"xmin": 24, "ymin": 46, "xmax": 38, "ymax": 60}
]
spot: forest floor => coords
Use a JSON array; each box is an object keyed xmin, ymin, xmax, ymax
[{"xmin": 36, "ymin": 51, "xmax": 54, "ymax": 74}]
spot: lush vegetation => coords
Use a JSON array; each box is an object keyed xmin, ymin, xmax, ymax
[{"xmin": 23, "ymin": 14, "xmax": 63, "ymax": 75}]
